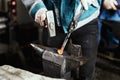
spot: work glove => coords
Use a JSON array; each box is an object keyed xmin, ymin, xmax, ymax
[
  {"xmin": 80, "ymin": 0, "xmax": 92, "ymax": 10},
  {"xmin": 103, "ymin": 0, "xmax": 118, "ymax": 10},
  {"xmin": 35, "ymin": 8, "xmax": 48, "ymax": 27}
]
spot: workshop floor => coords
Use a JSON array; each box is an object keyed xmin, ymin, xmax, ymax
[{"xmin": 96, "ymin": 56, "xmax": 120, "ymax": 80}]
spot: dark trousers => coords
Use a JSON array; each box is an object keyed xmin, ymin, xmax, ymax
[
  {"xmin": 102, "ymin": 20, "xmax": 120, "ymax": 41},
  {"xmin": 42, "ymin": 20, "xmax": 98, "ymax": 80}
]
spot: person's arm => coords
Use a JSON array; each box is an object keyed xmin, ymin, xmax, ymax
[
  {"xmin": 34, "ymin": 8, "xmax": 47, "ymax": 27},
  {"xmin": 28, "ymin": 0, "xmax": 47, "ymax": 18},
  {"xmin": 80, "ymin": 0, "xmax": 103, "ymax": 10},
  {"xmin": 21, "ymin": 0, "xmax": 34, "ymax": 10},
  {"xmin": 80, "ymin": 0, "xmax": 92, "ymax": 10},
  {"xmin": 21, "ymin": 0, "xmax": 47, "ymax": 27}
]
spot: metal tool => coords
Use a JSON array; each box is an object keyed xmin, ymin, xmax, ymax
[
  {"xmin": 57, "ymin": 21, "xmax": 76, "ymax": 55},
  {"xmin": 30, "ymin": 43, "xmax": 87, "ymax": 78},
  {"xmin": 46, "ymin": 10, "xmax": 56, "ymax": 37},
  {"xmin": 57, "ymin": 5, "xmax": 84, "ymax": 55}
]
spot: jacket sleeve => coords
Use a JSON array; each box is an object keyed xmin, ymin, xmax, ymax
[
  {"xmin": 21, "ymin": 0, "xmax": 47, "ymax": 18},
  {"xmin": 21, "ymin": 0, "xmax": 34, "ymax": 10},
  {"xmin": 98, "ymin": 0, "xmax": 104, "ymax": 6}
]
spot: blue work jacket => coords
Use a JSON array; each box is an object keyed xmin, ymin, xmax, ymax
[
  {"xmin": 99, "ymin": 9, "xmax": 120, "ymax": 21},
  {"xmin": 29, "ymin": 0, "xmax": 102, "ymax": 33}
]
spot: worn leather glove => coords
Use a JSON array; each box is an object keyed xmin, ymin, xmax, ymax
[
  {"xmin": 35, "ymin": 8, "xmax": 47, "ymax": 27},
  {"xmin": 103, "ymin": 0, "xmax": 118, "ymax": 10},
  {"xmin": 80, "ymin": 0, "xmax": 92, "ymax": 10}
]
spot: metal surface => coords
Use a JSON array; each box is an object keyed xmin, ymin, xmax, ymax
[
  {"xmin": 30, "ymin": 43, "xmax": 87, "ymax": 78},
  {"xmin": 46, "ymin": 11, "xmax": 56, "ymax": 37}
]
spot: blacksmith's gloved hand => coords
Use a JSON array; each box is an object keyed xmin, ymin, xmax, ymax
[
  {"xmin": 80, "ymin": 0, "xmax": 92, "ymax": 10},
  {"xmin": 35, "ymin": 8, "xmax": 48, "ymax": 27}
]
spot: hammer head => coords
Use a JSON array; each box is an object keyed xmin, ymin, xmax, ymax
[{"xmin": 46, "ymin": 10, "xmax": 56, "ymax": 37}]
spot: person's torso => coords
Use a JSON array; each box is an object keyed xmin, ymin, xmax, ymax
[
  {"xmin": 43, "ymin": 0, "xmax": 101, "ymax": 33},
  {"xmin": 29, "ymin": 0, "xmax": 102, "ymax": 33}
]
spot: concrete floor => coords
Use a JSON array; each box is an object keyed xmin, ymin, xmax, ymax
[
  {"xmin": 96, "ymin": 56, "xmax": 120, "ymax": 80},
  {"xmin": 96, "ymin": 67, "xmax": 120, "ymax": 80}
]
